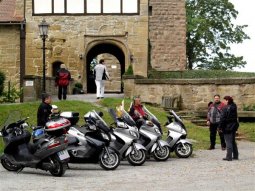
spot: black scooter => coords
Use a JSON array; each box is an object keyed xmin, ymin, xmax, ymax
[
  {"xmin": 0, "ymin": 112, "xmax": 70, "ymax": 177},
  {"xmin": 60, "ymin": 110, "xmax": 121, "ymax": 170}
]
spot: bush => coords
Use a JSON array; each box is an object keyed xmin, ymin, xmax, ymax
[
  {"xmin": 148, "ymin": 70, "xmax": 255, "ymax": 79},
  {"xmin": 73, "ymin": 82, "xmax": 84, "ymax": 94},
  {"xmin": 0, "ymin": 84, "xmax": 22, "ymax": 103},
  {"xmin": 0, "ymin": 71, "xmax": 5, "ymax": 95},
  {"xmin": 124, "ymin": 65, "xmax": 134, "ymax": 75},
  {"xmin": 74, "ymin": 82, "xmax": 83, "ymax": 89}
]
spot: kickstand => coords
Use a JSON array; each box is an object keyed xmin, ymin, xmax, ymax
[{"xmin": 16, "ymin": 167, "xmax": 24, "ymax": 174}]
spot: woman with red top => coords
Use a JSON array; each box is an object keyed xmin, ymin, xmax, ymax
[{"xmin": 129, "ymin": 96, "xmax": 148, "ymax": 127}]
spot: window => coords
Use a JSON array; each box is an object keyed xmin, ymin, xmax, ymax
[
  {"xmin": 54, "ymin": 0, "xmax": 65, "ymax": 14},
  {"xmin": 67, "ymin": 0, "xmax": 84, "ymax": 13},
  {"xmin": 34, "ymin": 0, "xmax": 52, "ymax": 14},
  {"xmin": 123, "ymin": 0, "xmax": 138, "ymax": 13},
  {"xmin": 87, "ymin": 0, "xmax": 101, "ymax": 14},
  {"xmin": 103, "ymin": 0, "xmax": 121, "ymax": 14},
  {"xmin": 33, "ymin": 0, "xmax": 139, "ymax": 15}
]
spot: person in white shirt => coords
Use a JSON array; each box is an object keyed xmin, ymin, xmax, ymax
[{"xmin": 94, "ymin": 59, "xmax": 110, "ymax": 99}]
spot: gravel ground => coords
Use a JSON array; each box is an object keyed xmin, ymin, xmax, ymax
[{"xmin": 0, "ymin": 141, "xmax": 254, "ymax": 191}]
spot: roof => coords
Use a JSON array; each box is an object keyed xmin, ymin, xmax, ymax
[{"xmin": 0, "ymin": 0, "xmax": 24, "ymax": 22}]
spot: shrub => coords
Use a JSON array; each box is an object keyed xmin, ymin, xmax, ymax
[
  {"xmin": 74, "ymin": 82, "xmax": 83, "ymax": 89},
  {"xmin": 125, "ymin": 65, "xmax": 133, "ymax": 75},
  {"xmin": 0, "ymin": 71, "xmax": 5, "ymax": 95},
  {"xmin": 0, "ymin": 84, "xmax": 22, "ymax": 103}
]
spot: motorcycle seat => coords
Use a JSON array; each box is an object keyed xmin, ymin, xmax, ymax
[{"xmin": 67, "ymin": 136, "xmax": 79, "ymax": 145}]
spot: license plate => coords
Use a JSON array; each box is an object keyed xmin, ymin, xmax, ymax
[{"xmin": 57, "ymin": 150, "xmax": 70, "ymax": 160}]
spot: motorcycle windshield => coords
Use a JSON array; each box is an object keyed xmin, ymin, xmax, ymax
[
  {"xmin": 121, "ymin": 109, "xmax": 136, "ymax": 126},
  {"xmin": 2, "ymin": 111, "xmax": 21, "ymax": 129},
  {"xmin": 170, "ymin": 110, "xmax": 186, "ymax": 130},
  {"xmin": 143, "ymin": 106, "xmax": 160, "ymax": 124}
]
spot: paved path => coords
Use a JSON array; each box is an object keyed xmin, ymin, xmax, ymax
[
  {"xmin": 0, "ymin": 141, "xmax": 254, "ymax": 191},
  {"xmin": 51, "ymin": 93, "xmax": 124, "ymax": 103}
]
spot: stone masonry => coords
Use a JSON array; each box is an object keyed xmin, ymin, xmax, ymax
[
  {"xmin": 0, "ymin": 0, "xmax": 186, "ymax": 95},
  {"xmin": 149, "ymin": 0, "xmax": 186, "ymax": 71},
  {"xmin": 0, "ymin": 25, "xmax": 20, "ymax": 88}
]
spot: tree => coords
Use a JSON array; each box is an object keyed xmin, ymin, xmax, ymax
[{"xmin": 186, "ymin": 0, "xmax": 250, "ymax": 70}]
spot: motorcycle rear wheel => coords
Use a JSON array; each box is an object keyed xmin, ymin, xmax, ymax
[
  {"xmin": 127, "ymin": 149, "xmax": 146, "ymax": 166},
  {"xmin": 49, "ymin": 156, "xmax": 67, "ymax": 177},
  {"xmin": 153, "ymin": 145, "xmax": 170, "ymax": 161},
  {"xmin": 1, "ymin": 157, "xmax": 20, "ymax": 171},
  {"xmin": 175, "ymin": 143, "xmax": 193, "ymax": 158},
  {"xmin": 99, "ymin": 150, "xmax": 120, "ymax": 170}
]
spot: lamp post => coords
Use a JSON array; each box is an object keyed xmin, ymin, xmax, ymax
[{"xmin": 38, "ymin": 19, "xmax": 49, "ymax": 93}]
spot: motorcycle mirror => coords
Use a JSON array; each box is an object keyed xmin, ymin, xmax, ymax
[{"xmin": 97, "ymin": 111, "xmax": 103, "ymax": 117}]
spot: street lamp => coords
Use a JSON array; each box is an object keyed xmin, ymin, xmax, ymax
[{"xmin": 38, "ymin": 18, "xmax": 49, "ymax": 93}]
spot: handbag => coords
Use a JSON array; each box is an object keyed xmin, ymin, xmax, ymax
[{"xmin": 102, "ymin": 69, "xmax": 108, "ymax": 80}]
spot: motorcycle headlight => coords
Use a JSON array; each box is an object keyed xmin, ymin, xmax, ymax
[
  {"xmin": 129, "ymin": 130, "xmax": 138, "ymax": 138},
  {"xmin": 154, "ymin": 128, "xmax": 161, "ymax": 134},
  {"xmin": 101, "ymin": 132, "xmax": 110, "ymax": 141}
]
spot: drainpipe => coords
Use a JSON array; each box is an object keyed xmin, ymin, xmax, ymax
[
  {"xmin": 20, "ymin": 20, "xmax": 26, "ymax": 102},
  {"xmin": 20, "ymin": 0, "xmax": 26, "ymax": 102}
]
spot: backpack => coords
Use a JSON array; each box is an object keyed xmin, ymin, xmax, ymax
[{"xmin": 58, "ymin": 70, "xmax": 70, "ymax": 86}]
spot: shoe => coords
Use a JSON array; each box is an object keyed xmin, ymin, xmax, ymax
[
  {"xmin": 233, "ymin": 157, "xmax": 239, "ymax": 160},
  {"xmin": 223, "ymin": 158, "xmax": 232, "ymax": 161},
  {"xmin": 97, "ymin": 97, "xmax": 100, "ymax": 99},
  {"xmin": 221, "ymin": 147, "xmax": 226, "ymax": 151},
  {"xmin": 100, "ymin": 97, "xmax": 104, "ymax": 99},
  {"xmin": 208, "ymin": 146, "xmax": 215, "ymax": 150}
]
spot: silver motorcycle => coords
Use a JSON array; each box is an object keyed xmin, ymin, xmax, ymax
[
  {"xmin": 108, "ymin": 108, "xmax": 147, "ymax": 166},
  {"xmin": 165, "ymin": 110, "xmax": 193, "ymax": 158}
]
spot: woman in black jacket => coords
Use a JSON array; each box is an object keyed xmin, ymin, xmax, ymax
[{"xmin": 219, "ymin": 96, "xmax": 239, "ymax": 161}]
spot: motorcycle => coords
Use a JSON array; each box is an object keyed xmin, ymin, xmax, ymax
[
  {"xmin": 125, "ymin": 103, "xmax": 170, "ymax": 161},
  {"xmin": 0, "ymin": 111, "xmax": 70, "ymax": 177},
  {"xmin": 108, "ymin": 108, "xmax": 147, "ymax": 166},
  {"xmin": 60, "ymin": 110, "xmax": 120, "ymax": 170},
  {"xmin": 165, "ymin": 110, "xmax": 193, "ymax": 158}
]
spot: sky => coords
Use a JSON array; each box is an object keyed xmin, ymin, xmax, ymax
[{"xmin": 230, "ymin": 0, "xmax": 255, "ymax": 72}]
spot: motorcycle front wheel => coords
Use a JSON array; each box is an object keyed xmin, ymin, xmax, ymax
[
  {"xmin": 49, "ymin": 156, "xmax": 67, "ymax": 177},
  {"xmin": 175, "ymin": 143, "xmax": 193, "ymax": 158},
  {"xmin": 1, "ymin": 156, "xmax": 20, "ymax": 171},
  {"xmin": 153, "ymin": 145, "xmax": 170, "ymax": 161},
  {"xmin": 99, "ymin": 149, "xmax": 120, "ymax": 170},
  {"xmin": 127, "ymin": 149, "xmax": 146, "ymax": 166}
]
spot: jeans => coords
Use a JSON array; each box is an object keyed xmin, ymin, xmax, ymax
[
  {"xmin": 224, "ymin": 132, "xmax": 239, "ymax": 159},
  {"xmin": 209, "ymin": 123, "xmax": 226, "ymax": 148},
  {"xmin": 58, "ymin": 86, "xmax": 67, "ymax": 100}
]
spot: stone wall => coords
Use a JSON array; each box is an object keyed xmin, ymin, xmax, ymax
[
  {"xmin": 149, "ymin": 0, "xmax": 186, "ymax": 71},
  {"xmin": 0, "ymin": 25, "xmax": 20, "ymax": 89},
  {"xmin": 124, "ymin": 77, "xmax": 255, "ymax": 111},
  {"xmin": 24, "ymin": 0, "xmax": 149, "ymax": 93}
]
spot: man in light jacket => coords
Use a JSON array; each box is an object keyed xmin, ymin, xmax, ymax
[{"xmin": 94, "ymin": 59, "xmax": 110, "ymax": 99}]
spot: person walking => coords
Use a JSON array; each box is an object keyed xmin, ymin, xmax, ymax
[
  {"xmin": 220, "ymin": 96, "xmax": 239, "ymax": 161},
  {"xmin": 37, "ymin": 93, "xmax": 52, "ymax": 126},
  {"xmin": 94, "ymin": 59, "xmax": 110, "ymax": 99},
  {"xmin": 55, "ymin": 64, "xmax": 71, "ymax": 100},
  {"xmin": 207, "ymin": 94, "xmax": 226, "ymax": 150}
]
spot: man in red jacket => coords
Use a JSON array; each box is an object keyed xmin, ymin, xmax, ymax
[
  {"xmin": 55, "ymin": 64, "xmax": 71, "ymax": 100},
  {"xmin": 207, "ymin": 94, "xmax": 226, "ymax": 150}
]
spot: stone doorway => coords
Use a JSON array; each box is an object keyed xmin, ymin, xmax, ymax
[{"xmin": 86, "ymin": 43, "xmax": 125, "ymax": 93}]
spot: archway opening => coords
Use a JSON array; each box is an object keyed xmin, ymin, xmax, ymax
[
  {"xmin": 52, "ymin": 61, "xmax": 63, "ymax": 77},
  {"xmin": 86, "ymin": 43, "xmax": 125, "ymax": 93}
]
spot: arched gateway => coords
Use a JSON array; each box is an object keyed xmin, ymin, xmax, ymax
[{"xmin": 85, "ymin": 40, "xmax": 127, "ymax": 93}]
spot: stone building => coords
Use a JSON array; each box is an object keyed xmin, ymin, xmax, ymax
[{"xmin": 0, "ymin": 0, "xmax": 186, "ymax": 100}]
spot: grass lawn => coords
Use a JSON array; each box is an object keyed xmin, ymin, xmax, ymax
[{"xmin": 0, "ymin": 98, "xmax": 254, "ymax": 153}]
